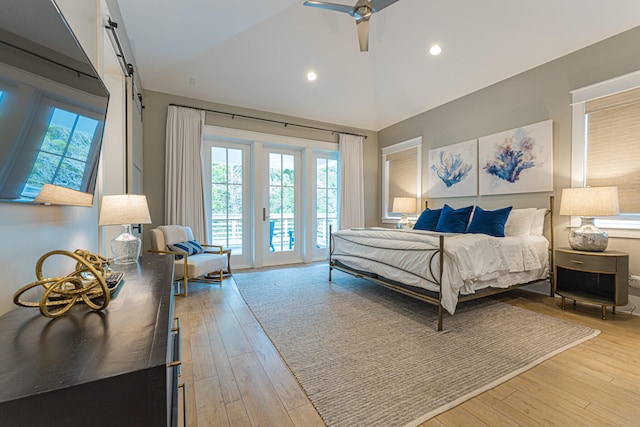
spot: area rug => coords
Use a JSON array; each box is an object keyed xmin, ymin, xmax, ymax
[{"xmin": 234, "ymin": 264, "xmax": 599, "ymax": 427}]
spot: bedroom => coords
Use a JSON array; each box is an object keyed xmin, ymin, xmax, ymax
[{"xmin": 0, "ymin": 0, "xmax": 640, "ymax": 426}]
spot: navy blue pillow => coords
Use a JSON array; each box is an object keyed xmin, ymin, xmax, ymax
[
  {"xmin": 413, "ymin": 208, "xmax": 442, "ymax": 231},
  {"xmin": 435, "ymin": 204, "xmax": 474, "ymax": 233},
  {"xmin": 466, "ymin": 206, "xmax": 513, "ymax": 237}
]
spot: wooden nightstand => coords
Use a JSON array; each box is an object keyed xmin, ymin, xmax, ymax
[{"xmin": 554, "ymin": 247, "xmax": 629, "ymax": 319}]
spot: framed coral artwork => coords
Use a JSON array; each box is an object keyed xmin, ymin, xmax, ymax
[
  {"xmin": 478, "ymin": 120, "xmax": 553, "ymax": 195},
  {"xmin": 428, "ymin": 139, "xmax": 477, "ymax": 198}
]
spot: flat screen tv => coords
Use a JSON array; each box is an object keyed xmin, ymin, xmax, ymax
[{"xmin": 0, "ymin": 0, "xmax": 109, "ymax": 205}]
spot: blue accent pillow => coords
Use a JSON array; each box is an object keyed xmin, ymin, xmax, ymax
[
  {"xmin": 413, "ymin": 208, "xmax": 442, "ymax": 231},
  {"xmin": 167, "ymin": 240, "xmax": 204, "ymax": 260},
  {"xmin": 466, "ymin": 206, "xmax": 513, "ymax": 237},
  {"xmin": 435, "ymin": 204, "xmax": 474, "ymax": 233}
]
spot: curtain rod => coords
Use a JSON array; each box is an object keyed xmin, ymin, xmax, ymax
[
  {"xmin": 169, "ymin": 103, "xmax": 367, "ymax": 139},
  {"xmin": 0, "ymin": 40, "xmax": 97, "ymax": 80}
]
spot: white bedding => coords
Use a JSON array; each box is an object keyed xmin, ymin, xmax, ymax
[{"xmin": 331, "ymin": 228, "xmax": 549, "ymax": 314}]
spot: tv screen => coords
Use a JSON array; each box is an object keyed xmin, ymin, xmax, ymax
[{"xmin": 0, "ymin": 0, "xmax": 109, "ymax": 205}]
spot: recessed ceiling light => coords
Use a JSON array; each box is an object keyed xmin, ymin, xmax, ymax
[
  {"xmin": 429, "ymin": 44, "xmax": 442, "ymax": 56},
  {"xmin": 307, "ymin": 71, "xmax": 317, "ymax": 81}
]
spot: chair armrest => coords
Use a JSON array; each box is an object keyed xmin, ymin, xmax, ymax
[
  {"xmin": 148, "ymin": 249, "xmax": 189, "ymax": 260},
  {"xmin": 201, "ymin": 244, "xmax": 224, "ymax": 254}
]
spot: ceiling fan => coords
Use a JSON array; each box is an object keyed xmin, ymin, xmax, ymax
[{"xmin": 303, "ymin": 0, "xmax": 400, "ymax": 52}]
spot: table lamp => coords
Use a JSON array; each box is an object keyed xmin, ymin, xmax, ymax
[
  {"xmin": 99, "ymin": 194, "xmax": 152, "ymax": 264},
  {"xmin": 392, "ymin": 197, "xmax": 417, "ymax": 229},
  {"xmin": 559, "ymin": 186, "xmax": 619, "ymax": 252}
]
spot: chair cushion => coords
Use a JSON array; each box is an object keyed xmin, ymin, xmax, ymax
[
  {"xmin": 174, "ymin": 253, "xmax": 228, "ymax": 279},
  {"xmin": 158, "ymin": 225, "xmax": 192, "ymax": 245}
]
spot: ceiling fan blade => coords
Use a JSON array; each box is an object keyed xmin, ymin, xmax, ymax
[
  {"xmin": 303, "ymin": 1, "xmax": 354, "ymax": 15},
  {"xmin": 356, "ymin": 18, "xmax": 370, "ymax": 52},
  {"xmin": 370, "ymin": 0, "xmax": 399, "ymax": 13}
]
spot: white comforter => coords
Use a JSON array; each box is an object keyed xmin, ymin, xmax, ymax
[{"xmin": 331, "ymin": 228, "xmax": 549, "ymax": 314}]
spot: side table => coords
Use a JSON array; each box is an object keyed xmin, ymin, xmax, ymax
[{"xmin": 554, "ymin": 247, "xmax": 629, "ymax": 319}]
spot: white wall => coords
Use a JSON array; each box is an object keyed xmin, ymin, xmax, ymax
[{"xmin": 0, "ymin": 0, "xmax": 134, "ymax": 315}]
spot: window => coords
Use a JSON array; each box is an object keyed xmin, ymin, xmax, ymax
[
  {"xmin": 22, "ymin": 105, "xmax": 101, "ymax": 199},
  {"xmin": 571, "ymin": 70, "xmax": 640, "ymax": 236},
  {"xmin": 381, "ymin": 137, "xmax": 422, "ymax": 221}
]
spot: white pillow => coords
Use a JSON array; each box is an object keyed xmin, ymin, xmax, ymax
[
  {"xmin": 530, "ymin": 208, "xmax": 547, "ymax": 236},
  {"xmin": 504, "ymin": 208, "xmax": 536, "ymax": 236}
]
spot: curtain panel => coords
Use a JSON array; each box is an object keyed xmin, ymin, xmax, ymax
[
  {"xmin": 339, "ymin": 133, "xmax": 365, "ymax": 229},
  {"xmin": 165, "ymin": 106, "xmax": 207, "ymax": 242}
]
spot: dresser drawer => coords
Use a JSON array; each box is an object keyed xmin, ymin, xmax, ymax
[{"xmin": 555, "ymin": 250, "xmax": 618, "ymax": 273}]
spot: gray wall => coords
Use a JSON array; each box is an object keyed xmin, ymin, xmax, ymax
[
  {"xmin": 378, "ymin": 25, "xmax": 640, "ymax": 280},
  {"xmin": 141, "ymin": 90, "xmax": 378, "ymax": 250}
]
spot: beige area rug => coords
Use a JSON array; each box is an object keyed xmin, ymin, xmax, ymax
[{"xmin": 234, "ymin": 264, "xmax": 599, "ymax": 427}]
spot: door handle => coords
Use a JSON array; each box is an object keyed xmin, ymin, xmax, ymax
[{"xmin": 263, "ymin": 208, "xmax": 268, "ymax": 221}]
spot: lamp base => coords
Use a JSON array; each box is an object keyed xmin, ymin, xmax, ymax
[
  {"xmin": 110, "ymin": 224, "xmax": 141, "ymax": 264},
  {"xmin": 397, "ymin": 214, "xmax": 411, "ymax": 230},
  {"xmin": 568, "ymin": 217, "xmax": 609, "ymax": 252}
]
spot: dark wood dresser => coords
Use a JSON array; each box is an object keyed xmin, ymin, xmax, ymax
[{"xmin": 0, "ymin": 254, "xmax": 182, "ymax": 426}]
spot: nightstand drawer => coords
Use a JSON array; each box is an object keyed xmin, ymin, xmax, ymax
[{"xmin": 555, "ymin": 250, "xmax": 617, "ymax": 273}]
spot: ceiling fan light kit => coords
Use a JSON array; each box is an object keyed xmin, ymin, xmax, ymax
[{"xmin": 303, "ymin": 0, "xmax": 400, "ymax": 52}]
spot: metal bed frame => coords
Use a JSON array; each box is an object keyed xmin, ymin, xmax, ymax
[{"xmin": 329, "ymin": 196, "xmax": 555, "ymax": 331}]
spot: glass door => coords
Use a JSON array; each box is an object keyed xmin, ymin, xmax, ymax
[
  {"xmin": 203, "ymin": 140, "xmax": 250, "ymax": 269},
  {"xmin": 313, "ymin": 153, "xmax": 338, "ymax": 259},
  {"xmin": 263, "ymin": 148, "xmax": 302, "ymax": 265}
]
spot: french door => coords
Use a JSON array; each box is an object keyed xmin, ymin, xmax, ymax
[
  {"xmin": 202, "ymin": 140, "xmax": 251, "ymax": 268},
  {"xmin": 262, "ymin": 148, "xmax": 302, "ymax": 265},
  {"xmin": 203, "ymin": 128, "xmax": 338, "ymax": 269}
]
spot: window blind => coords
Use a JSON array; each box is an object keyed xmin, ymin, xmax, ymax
[
  {"xmin": 387, "ymin": 147, "xmax": 417, "ymax": 211},
  {"xmin": 586, "ymin": 87, "xmax": 640, "ymax": 213}
]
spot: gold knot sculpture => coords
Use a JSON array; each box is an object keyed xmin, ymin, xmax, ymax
[{"xmin": 13, "ymin": 249, "xmax": 112, "ymax": 318}]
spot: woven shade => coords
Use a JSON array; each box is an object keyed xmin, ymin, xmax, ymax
[
  {"xmin": 99, "ymin": 194, "xmax": 152, "ymax": 225},
  {"xmin": 586, "ymin": 87, "xmax": 640, "ymax": 213},
  {"xmin": 559, "ymin": 187, "xmax": 620, "ymax": 217},
  {"xmin": 387, "ymin": 146, "xmax": 418, "ymax": 208}
]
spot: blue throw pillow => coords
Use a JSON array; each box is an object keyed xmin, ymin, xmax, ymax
[
  {"xmin": 435, "ymin": 204, "xmax": 474, "ymax": 233},
  {"xmin": 167, "ymin": 240, "xmax": 204, "ymax": 260},
  {"xmin": 413, "ymin": 208, "xmax": 442, "ymax": 231},
  {"xmin": 466, "ymin": 206, "xmax": 513, "ymax": 237}
]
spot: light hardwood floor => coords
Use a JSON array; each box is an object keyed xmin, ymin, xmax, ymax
[{"xmin": 176, "ymin": 268, "xmax": 640, "ymax": 427}]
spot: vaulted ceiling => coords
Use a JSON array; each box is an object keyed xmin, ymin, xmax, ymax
[{"xmin": 116, "ymin": 0, "xmax": 640, "ymax": 131}]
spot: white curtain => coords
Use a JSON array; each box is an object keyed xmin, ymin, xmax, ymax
[
  {"xmin": 165, "ymin": 106, "xmax": 207, "ymax": 242},
  {"xmin": 339, "ymin": 133, "xmax": 365, "ymax": 229}
]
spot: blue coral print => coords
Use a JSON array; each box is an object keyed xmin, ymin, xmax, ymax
[
  {"xmin": 483, "ymin": 127, "xmax": 536, "ymax": 183},
  {"xmin": 431, "ymin": 151, "xmax": 472, "ymax": 187}
]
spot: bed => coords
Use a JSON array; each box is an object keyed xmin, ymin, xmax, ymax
[{"xmin": 329, "ymin": 197, "xmax": 555, "ymax": 331}]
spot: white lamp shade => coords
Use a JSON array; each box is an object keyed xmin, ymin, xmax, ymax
[
  {"xmin": 99, "ymin": 194, "xmax": 152, "ymax": 225},
  {"xmin": 559, "ymin": 187, "xmax": 620, "ymax": 217},
  {"xmin": 34, "ymin": 184, "xmax": 94, "ymax": 207},
  {"xmin": 392, "ymin": 197, "xmax": 417, "ymax": 214}
]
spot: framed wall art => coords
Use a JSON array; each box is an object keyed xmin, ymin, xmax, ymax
[
  {"xmin": 428, "ymin": 139, "xmax": 477, "ymax": 198},
  {"xmin": 478, "ymin": 120, "xmax": 553, "ymax": 195}
]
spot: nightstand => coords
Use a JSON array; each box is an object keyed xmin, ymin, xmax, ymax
[{"xmin": 554, "ymin": 247, "xmax": 629, "ymax": 319}]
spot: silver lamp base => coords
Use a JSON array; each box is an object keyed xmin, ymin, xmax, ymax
[
  {"xmin": 110, "ymin": 224, "xmax": 141, "ymax": 264},
  {"xmin": 397, "ymin": 214, "xmax": 411, "ymax": 230},
  {"xmin": 568, "ymin": 217, "xmax": 609, "ymax": 252}
]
